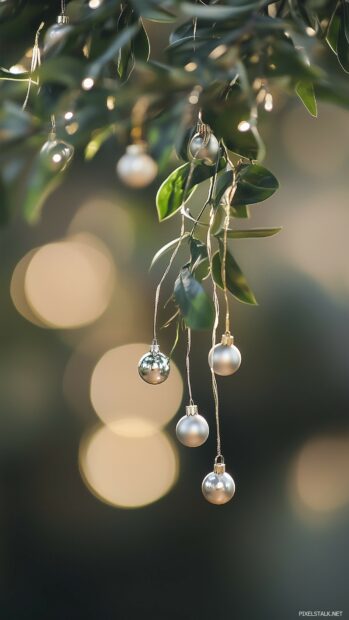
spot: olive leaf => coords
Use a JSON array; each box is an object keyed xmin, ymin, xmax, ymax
[
  {"xmin": 212, "ymin": 249, "xmax": 257, "ymax": 305},
  {"xmin": 174, "ymin": 267, "xmax": 214, "ymax": 330},
  {"xmin": 216, "ymin": 227, "xmax": 281, "ymax": 239},
  {"xmin": 296, "ymin": 82, "xmax": 318, "ymax": 117},
  {"xmin": 150, "ymin": 232, "xmax": 189, "ymax": 269},
  {"xmin": 234, "ymin": 164, "xmax": 279, "ymax": 206}
]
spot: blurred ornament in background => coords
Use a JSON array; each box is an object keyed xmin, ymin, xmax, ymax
[
  {"xmin": 40, "ymin": 136, "xmax": 74, "ymax": 172},
  {"xmin": 208, "ymin": 332, "xmax": 241, "ymax": 376},
  {"xmin": 176, "ymin": 404, "xmax": 209, "ymax": 448},
  {"xmin": 202, "ymin": 458, "xmax": 235, "ymax": 505},
  {"xmin": 44, "ymin": 13, "xmax": 72, "ymax": 52},
  {"xmin": 116, "ymin": 143, "xmax": 158, "ymax": 188},
  {"xmin": 138, "ymin": 340, "xmax": 170, "ymax": 385}
]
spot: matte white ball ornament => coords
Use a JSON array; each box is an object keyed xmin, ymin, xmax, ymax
[
  {"xmin": 176, "ymin": 404, "xmax": 209, "ymax": 448},
  {"xmin": 202, "ymin": 458, "xmax": 235, "ymax": 505},
  {"xmin": 116, "ymin": 143, "xmax": 158, "ymax": 188},
  {"xmin": 208, "ymin": 332, "xmax": 241, "ymax": 376},
  {"xmin": 138, "ymin": 340, "xmax": 170, "ymax": 385}
]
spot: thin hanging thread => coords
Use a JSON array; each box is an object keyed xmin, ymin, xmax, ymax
[
  {"xmin": 152, "ymin": 162, "xmax": 195, "ymax": 342},
  {"xmin": 61, "ymin": 0, "xmax": 66, "ymax": 14},
  {"xmin": 221, "ymin": 167, "xmax": 237, "ymax": 333},
  {"xmin": 22, "ymin": 21, "xmax": 44, "ymax": 111},
  {"xmin": 207, "ymin": 204, "xmax": 221, "ymax": 458},
  {"xmin": 186, "ymin": 328, "xmax": 194, "ymax": 405}
]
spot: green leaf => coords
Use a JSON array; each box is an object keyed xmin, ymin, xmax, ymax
[
  {"xmin": 88, "ymin": 23, "xmax": 139, "ymax": 79},
  {"xmin": 133, "ymin": 19, "xmax": 150, "ymax": 61},
  {"xmin": 326, "ymin": 4, "xmax": 341, "ymax": 53},
  {"xmin": 189, "ymin": 237, "xmax": 207, "ymax": 266},
  {"xmin": 212, "ymin": 249, "xmax": 257, "ymax": 305},
  {"xmin": 337, "ymin": 12, "xmax": 349, "ymax": 73},
  {"xmin": 156, "ymin": 158, "xmax": 225, "ymax": 221},
  {"xmin": 296, "ymin": 82, "xmax": 318, "ymax": 117},
  {"xmin": 156, "ymin": 163, "xmax": 196, "ymax": 221},
  {"xmin": 174, "ymin": 268, "xmax": 214, "ymax": 330},
  {"xmin": 150, "ymin": 233, "xmax": 189, "ymax": 269},
  {"xmin": 214, "ymin": 169, "xmax": 234, "ymax": 206},
  {"xmin": 22, "ymin": 158, "xmax": 63, "ymax": 223},
  {"xmin": 181, "ymin": 1, "xmax": 258, "ymax": 20},
  {"xmin": 231, "ymin": 204, "xmax": 250, "ymax": 219},
  {"xmin": 234, "ymin": 164, "xmax": 279, "ymax": 206},
  {"xmin": 130, "ymin": 0, "xmax": 176, "ymax": 22},
  {"xmin": 216, "ymin": 227, "xmax": 282, "ymax": 239}
]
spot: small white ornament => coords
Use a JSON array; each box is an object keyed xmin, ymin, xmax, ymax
[
  {"xmin": 116, "ymin": 143, "xmax": 158, "ymax": 188},
  {"xmin": 202, "ymin": 458, "xmax": 235, "ymax": 505},
  {"xmin": 208, "ymin": 332, "xmax": 241, "ymax": 376},
  {"xmin": 176, "ymin": 404, "xmax": 209, "ymax": 448},
  {"xmin": 44, "ymin": 15, "xmax": 72, "ymax": 52},
  {"xmin": 187, "ymin": 126, "xmax": 220, "ymax": 166},
  {"xmin": 138, "ymin": 340, "xmax": 170, "ymax": 385},
  {"xmin": 40, "ymin": 135, "xmax": 74, "ymax": 172}
]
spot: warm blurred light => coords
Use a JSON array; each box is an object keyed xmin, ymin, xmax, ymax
[
  {"xmin": 68, "ymin": 197, "xmax": 135, "ymax": 263},
  {"xmin": 282, "ymin": 104, "xmax": 349, "ymax": 176},
  {"xmin": 9, "ymin": 64, "xmax": 26, "ymax": 74},
  {"xmin": 79, "ymin": 424, "xmax": 178, "ymax": 508},
  {"xmin": 89, "ymin": 0, "xmax": 101, "ymax": 7},
  {"xmin": 185, "ymin": 62, "xmax": 197, "ymax": 72},
  {"xmin": 82, "ymin": 77, "xmax": 94, "ymax": 90},
  {"xmin": 106, "ymin": 95, "xmax": 116, "ymax": 110},
  {"xmin": 238, "ymin": 120, "xmax": 251, "ymax": 132},
  {"xmin": 291, "ymin": 434, "xmax": 349, "ymax": 515},
  {"xmin": 65, "ymin": 122, "xmax": 79, "ymax": 135},
  {"xmin": 24, "ymin": 235, "xmax": 115, "ymax": 329},
  {"xmin": 64, "ymin": 111, "xmax": 74, "ymax": 120},
  {"xmin": 10, "ymin": 249, "xmax": 46, "ymax": 327},
  {"xmin": 90, "ymin": 343, "xmax": 183, "ymax": 428},
  {"xmin": 209, "ymin": 44, "xmax": 227, "ymax": 60},
  {"xmin": 110, "ymin": 417, "xmax": 160, "ymax": 437}
]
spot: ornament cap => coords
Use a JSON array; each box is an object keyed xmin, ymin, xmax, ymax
[
  {"xmin": 57, "ymin": 14, "xmax": 69, "ymax": 24},
  {"xmin": 221, "ymin": 332, "xmax": 234, "ymax": 346},
  {"xmin": 214, "ymin": 455, "xmax": 226, "ymax": 474},
  {"xmin": 126, "ymin": 142, "xmax": 147, "ymax": 155},
  {"xmin": 150, "ymin": 339, "xmax": 160, "ymax": 354},
  {"xmin": 186, "ymin": 404, "xmax": 198, "ymax": 416}
]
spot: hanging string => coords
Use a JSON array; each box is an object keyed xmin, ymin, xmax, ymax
[
  {"xmin": 22, "ymin": 21, "xmax": 44, "ymax": 111},
  {"xmin": 207, "ymin": 203, "xmax": 222, "ymax": 458},
  {"xmin": 152, "ymin": 162, "xmax": 195, "ymax": 343},
  {"xmin": 186, "ymin": 328, "xmax": 194, "ymax": 405},
  {"xmin": 221, "ymin": 170, "xmax": 236, "ymax": 334},
  {"xmin": 61, "ymin": 0, "xmax": 66, "ymax": 15}
]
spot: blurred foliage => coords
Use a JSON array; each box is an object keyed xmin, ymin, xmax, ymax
[{"xmin": 1, "ymin": 0, "xmax": 349, "ymax": 330}]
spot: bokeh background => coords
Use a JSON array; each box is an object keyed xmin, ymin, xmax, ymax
[{"xmin": 1, "ymin": 87, "xmax": 349, "ymax": 617}]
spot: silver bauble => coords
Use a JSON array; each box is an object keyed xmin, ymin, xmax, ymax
[
  {"xmin": 116, "ymin": 143, "xmax": 158, "ymax": 188},
  {"xmin": 176, "ymin": 404, "xmax": 209, "ymax": 448},
  {"xmin": 138, "ymin": 341, "xmax": 170, "ymax": 385},
  {"xmin": 40, "ymin": 137, "xmax": 74, "ymax": 172},
  {"xmin": 202, "ymin": 460, "xmax": 235, "ymax": 505},
  {"xmin": 208, "ymin": 332, "xmax": 241, "ymax": 376},
  {"xmin": 44, "ymin": 15, "xmax": 71, "ymax": 52},
  {"xmin": 188, "ymin": 131, "xmax": 220, "ymax": 166}
]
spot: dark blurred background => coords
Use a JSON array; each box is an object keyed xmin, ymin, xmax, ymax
[{"xmin": 0, "ymin": 95, "xmax": 349, "ymax": 619}]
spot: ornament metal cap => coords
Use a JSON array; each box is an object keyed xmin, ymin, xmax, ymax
[
  {"xmin": 150, "ymin": 339, "xmax": 160, "ymax": 354},
  {"xmin": 214, "ymin": 456, "xmax": 226, "ymax": 475},
  {"xmin": 57, "ymin": 14, "xmax": 69, "ymax": 24},
  {"xmin": 186, "ymin": 404, "xmax": 198, "ymax": 416},
  {"xmin": 221, "ymin": 331, "xmax": 234, "ymax": 346}
]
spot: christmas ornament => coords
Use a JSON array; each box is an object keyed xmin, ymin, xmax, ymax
[
  {"xmin": 116, "ymin": 142, "xmax": 158, "ymax": 188},
  {"xmin": 208, "ymin": 332, "xmax": 241, "ymax": 376},
  {"xmin": 176, "ymin": 404, "xmax": 209, "ymax": 447},
  {"xmin": 138, "ymin": 340, "xmax": 170, "ymax": 385},
  {"xmin": 202, "ymin": 457, "xmax": 235, "ymax": 505},
  {"xmin": 40, "ymin": 123, "xmax": 74, "ymax": 173},
  {"xmin": 187, "ymin": 120, "xmax": 220, "ymax": 166},
  {"xmin": 44, "ymin": 2, "xmax": 71, "ymax": 52}
]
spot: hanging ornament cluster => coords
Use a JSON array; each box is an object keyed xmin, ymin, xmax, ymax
[{"xmin": 138, "ymin": 116, "xmax": 243, "ymax": 505}]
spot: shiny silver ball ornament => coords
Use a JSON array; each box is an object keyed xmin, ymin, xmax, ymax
[
  {"xmin": 176, "ymin": 404, "xmax": 209, "ymax": 448},
  {"xmin": 40, "ymin": 136, "xmax": 74, "ymax": 173},
  {"xmin": 138, "ymin": 340, "xmax": 170, "ymax": 385},
  {"xmin": 44, "ymin": 15, "xmax": 72, "ymax": 52},
  {"xmin": 187, "ymin": 129, "xmax": 220, "ymax": 166},
  {"xmin": 116, "ymin": 143, "xmax": 158, "ymax": 188},
  {"xmin": 202, "ymin": 458, "xmax": 235, "ymax": 505},
  {"xmin": 208, "ymin": 332, "xmax": 241, "ymax": 376}
]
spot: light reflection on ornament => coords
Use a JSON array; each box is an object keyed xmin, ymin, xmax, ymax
[
  {"xmin": 44, "ymin": 15, "xmax": 71, "ymax": 52},
  {"xmin": 188, "ymin": 130, "xmax": 220, "ymax": 166},
  {"xmin": 138, "ymin": 340, "xmax": 170, "ymax": 385}
]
